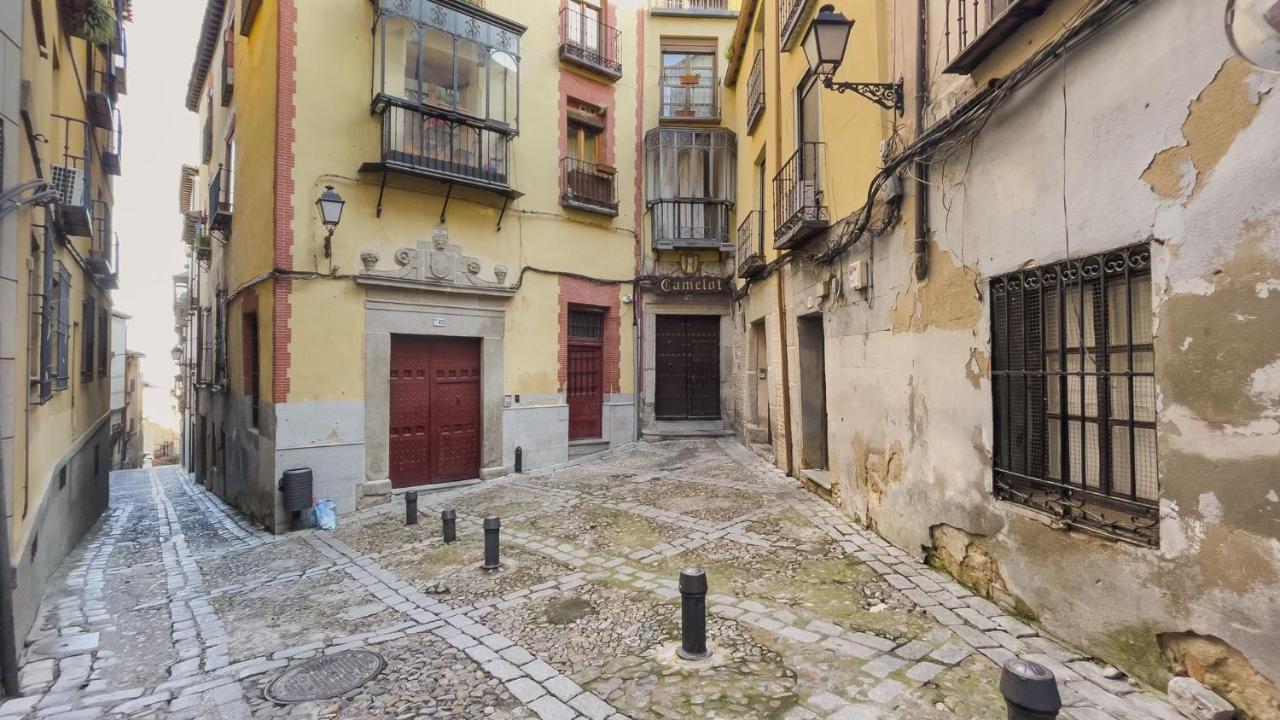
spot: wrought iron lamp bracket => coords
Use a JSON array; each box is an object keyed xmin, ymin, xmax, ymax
[{"xmin": 821, "ymin": 76, "xmax": 904, "ymax": 115}]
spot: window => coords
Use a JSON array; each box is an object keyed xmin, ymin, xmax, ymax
[
  {"xmin": 81, "ymin": 296, "xmax": 95, "ymax": 381},
  {"xmin": 221, "ymin": 10, "xmax": 235, "ymax": 105},
  {"xmin": 567, "ymin": 101, "xmax": 603, "ymax": 164},
  {"xmin": 243, "ymin": 312, "xmax": 260, "ymax": 428},
  {"xmin": 990, "ymin": 244, "xmax": 1158, "ymax": 546},
  {"xmin": 52, "ymin": 264, "xmax": 70, "ymax": 391},
  {"xmin": 942, "ymin": 0, "xmax": 1054, "ymax": 75},
  {"xmin": 566, "ymin": 0, "xmax": 602, "ymax": 53},
  {"xmin": 98, "ymin": 309, "xmax": 109, "ymax": 376},
  {"xmin": 373, "ymin": 1, "xmax": 522, "ymax": 131},
  {"xmin": 660, "ymin": 45, "xmax": 718, "ymax": 120},
  {"xmin": 644, "ymin": 127, "xmax": 736, "ymax": 249}
]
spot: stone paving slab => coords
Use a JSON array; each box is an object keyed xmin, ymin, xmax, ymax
[{"xmin": 0, "ymin": 446, "xmax": 1187, "ymax": 720}]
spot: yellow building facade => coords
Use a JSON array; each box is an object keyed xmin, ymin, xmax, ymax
[
  {"xmin": 0, "ymin": 0, "xmax": 128, "ymax": 688},
  {"xmin": 177, "ymin": 0, "xmax": 757, "ymax": 532}
]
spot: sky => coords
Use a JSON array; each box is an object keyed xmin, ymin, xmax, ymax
[{"xmin": 113, "ymin": 0, "xmax": 204, "ymax": 430}]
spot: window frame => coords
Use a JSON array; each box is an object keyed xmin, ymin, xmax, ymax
[{"xmin": 989, "ymin": 243, "xmax": 1159, "ymax": 547}]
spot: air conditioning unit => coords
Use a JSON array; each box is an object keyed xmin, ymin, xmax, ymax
[{"xmin": 49, "ymin": 165, "xmax": 86, "ymax": 206}]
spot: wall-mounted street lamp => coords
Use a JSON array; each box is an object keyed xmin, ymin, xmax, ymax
[
  {"xmin": 316, "ymin": 185, "xmax": 346, "ymax": 258},
  {"xmin": 802, "ymin": 4, "xmax": 904, "ymax": 115},
  {"xmin": 171, "ymin": 346, "xmax": 183, "ymax": 362}
]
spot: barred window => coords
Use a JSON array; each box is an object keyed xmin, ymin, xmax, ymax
[
  {"xmin": 990, "ymin": 244, "xmax": 1158, "ymax": 546},
  {"xmin": 53, "ymin": 264, "xmax": 71, "ymax": 392},
  {"xmin": 81, "ymin": 295, "xmax": 96, "ymax": 381}
]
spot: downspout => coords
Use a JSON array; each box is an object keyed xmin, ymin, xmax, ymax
[
  {"xmin": 0, "ymin": 443, "xmax": 17, "ymax": 697},
  {"xmin": 913, "ymin": 0, "xmax": 930, "ymax": 281},
  {"xmin": 772, "ymin": 7, "xmax": 794, "ymax": 477}
]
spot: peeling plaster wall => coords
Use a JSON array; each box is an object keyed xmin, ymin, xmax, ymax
[{"xmin": 778, "ymin": 0, "xmax": 1280, "ymax": 699}]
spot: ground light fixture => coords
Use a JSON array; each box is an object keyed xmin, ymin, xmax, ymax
[
  {"xmin": 316, "ymin": 184, "xmax": 345, "ymax": 258},
  {"xmin": 802, "ymin": 4, "xmax": 904, "ymax": 115}
]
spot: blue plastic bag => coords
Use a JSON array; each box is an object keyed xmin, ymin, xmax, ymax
[{"xmin": 312, "ymin": 499, "xmax": 337, "ymax": 530}]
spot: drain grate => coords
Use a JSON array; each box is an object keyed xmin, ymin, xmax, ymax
[{"xmin": 264, "ymin": 649, "xmax": 386, "ymax": 704}]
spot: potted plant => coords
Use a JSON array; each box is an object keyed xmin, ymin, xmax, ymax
[
  {"xmin": 595, "ymin": 163, "xmax": 617, "ymax": 176},
  {"xmin": 680, "ymin": 72, "xmax": 701, "ymax": 86},
  {"xmin": 72, "ymin": 0, "xmax": 118, "ymax": 46}
]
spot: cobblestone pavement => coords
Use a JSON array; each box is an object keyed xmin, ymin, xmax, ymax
[{"xmin": 1, "ymin": 442, "xmax": 1186, "ymax": 719}]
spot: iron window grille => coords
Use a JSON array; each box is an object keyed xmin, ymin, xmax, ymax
[
  {"xmin": 942, "ymin": 0, "xmax": 1053, "ymax": 75},
  {"xmin": 81, "ymin": 295, "xmax": 96, "ymax": 381},
  {"xmin": 990, "ymin": 243, "xmax": 1159, "ymax": 546}
]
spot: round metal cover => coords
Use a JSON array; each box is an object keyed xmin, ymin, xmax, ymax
[{"xmin": 264, "ymin": 649, "xmax": 386, "ymax": 704}]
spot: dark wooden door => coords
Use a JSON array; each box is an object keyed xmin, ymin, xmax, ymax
[
  {"xmin": 389, "ymin": 335, "xmax": 481, "ymax": 488},
  {"xmin": 654, "ymin": 315, "xmax": 720, "ymax": 420},
  {"xmin": 567, "ymin": 310, "xmax": 604, "ymax": 440}
]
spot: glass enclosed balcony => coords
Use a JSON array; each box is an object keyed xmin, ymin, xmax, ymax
[
  {"xmin": 645, "ymin": 128, "xmax": 736, "ymax": 251},
  {"xmin": 367, "ymin": 0, "xmax": 525, "ymax": 196}
]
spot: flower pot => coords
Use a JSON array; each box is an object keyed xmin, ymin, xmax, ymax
[{"xmin": 680, "ymin": 74, "xmax": 701, "ymax": 86}]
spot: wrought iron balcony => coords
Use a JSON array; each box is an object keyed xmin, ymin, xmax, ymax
[
  {"xmin": 87, "ymin": 201, "xmax": 116, "ymax": 282},
  {"xmin": 943, "ymin": 0, "xmax": 1053, "ymax": 74},
  {"xmin": 651, "ymin": 200, "xmax": 732, "ymax": 251},
  {"xmin": 209, "ymin": 164, "xmax": 233, "ymax": 234},
  {"xmin": 650, "ymin": 0, "xmax": 737, "ymax": 16},
  {"xmin": 369, "ymin": 97, "xmax": 515, "ymax": 197},
  {"xmin": 736, "ymin": 210, "xmax": 765, "ymax": 278},
  {"xmin": 746, "ymin": 49, "xmax": 765, "ymax": 133},
  {"xmin": 50, "ymin": 115, "xmax": 94, "ymax": 238},
  {"xmin": 778, "ymin": 0, "xmax": 816, "ymax": 51},
  {"xmin": 773, "ymin": 142, "xmax": 828, "ymax": 249},
  {"xmin": 660, "ymin": 68, "xmax": 720, "ymax": 122},
  {"xmin": 559, "ymin": 7, "xmax": 622, "ymax": 80},
  {"xmin": 561, "ymin": 158, "xmax": 619, "ymax": 216}
]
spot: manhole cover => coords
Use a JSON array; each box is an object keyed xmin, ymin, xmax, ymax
[{"xmin": 264, "ymin": 649, "xmax": 385, "ymax": 703}]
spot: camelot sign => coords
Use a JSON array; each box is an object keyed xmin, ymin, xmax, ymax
[{"xmin": 650, "ymin": 275, "xmax": 730, "ymax": 295}]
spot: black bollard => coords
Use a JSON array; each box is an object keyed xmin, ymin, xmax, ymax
[
  {"xmin": 404, "ymin": 491, "xmax": 418, "ymax": 525},
  {"xmin": 442, "ymin": 509, "xmax": 457, "ymax": 543},
  {"xmin": 677, "ymin": 567, "xmax": 709, "ymax": 660},
  {"xmin": 1000, "ymin": 658, "xmax": 1061, "ymax": 719},
  {"xmin": 514, "ymin": 446, "xmax": 523, "ymax": 474},
  {"xmin": 482, "ymin": 516, "xmax": 501, "ymax": 570}
]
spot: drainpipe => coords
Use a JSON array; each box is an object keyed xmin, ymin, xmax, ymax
[
  {"xmin": 913, "ymin": 0, "xmax": 930, "ymax": 281},
  {"xmin": 0, "ymin": 445, "xmax": 18, "ymax": 696},
  {"xmin": 772, "ymin": 6, "xmax": 794, "ymax": 477}
]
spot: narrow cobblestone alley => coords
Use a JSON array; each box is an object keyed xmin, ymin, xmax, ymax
[{"xmin": 1, "ymin": 441, "xmax": 1185, "ymax": 719}]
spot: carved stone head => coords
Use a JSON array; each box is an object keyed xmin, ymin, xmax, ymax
[
  {"xmin": 359, "ymin": 250, "xmax": 379, "ymax": 271},
  {"xmin": 466, "ymin": 258, "xmax": 481, "ymax": 275},
  {"xmin": 494, "ymin": 265, "xmax": 509, "ymax": 285}
]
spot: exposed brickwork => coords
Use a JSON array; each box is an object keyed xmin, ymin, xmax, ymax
[
  {"xmin": 271, "ymin": 0, "xmax": 298, "ymax": 404},
  {"xmin": 557, "ymin": 276, "xmax": 622, "ymax": 394},
  {"xmin": 557, "ymin": 0, "xmax": 619, "ymax": 198}
]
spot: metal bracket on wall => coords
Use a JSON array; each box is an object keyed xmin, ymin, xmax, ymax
[
  {"xmin": 375, "ymin": 167, "xmax": 388, "ymax": 218},
  {"xmin": 496, "ymin": 196, "xmax": 510, "ymax": 231},
  {"xmin": 439, "ymin": 183, "xmax": 454, "ymax": 224}
]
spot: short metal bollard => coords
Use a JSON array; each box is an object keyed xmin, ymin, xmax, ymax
[
  {"xmin": 677, "ymin": 567, "xmax": 709, "ymax": 660},
  {"xmin": 514, "ymin": 446, "xmax": 523, "ymax": 474},
  {"xmin": 404, "ymin": 491, "xmax": 418, "ymax": 525},
  {"xmin": 1000, "ymin": 658, "xmax": 1062, "ymax": 719},
  {"xmin": 482, "ymin": 516, "xmax": 501, "ymax": 570},
  {"xmin": 442, "ymin": 509, "xmax": 457, "ymax": 543}
]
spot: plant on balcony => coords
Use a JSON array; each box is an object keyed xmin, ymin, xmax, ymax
[
  {"xmin": 680, "ymin": 73, "xmax": 701, "ymax": 86},
  {"xmin": 73, "ymin": 0, "xmax": 118, "ymax": 46}
]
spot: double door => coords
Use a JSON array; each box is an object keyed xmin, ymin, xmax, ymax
[
  {"xmin": 655, "ymin": 315, "xmax": 721, "ymax": 420},
  {"xmin": 388, "ymin": 335, "xmax": 481, "ymax": 488}
]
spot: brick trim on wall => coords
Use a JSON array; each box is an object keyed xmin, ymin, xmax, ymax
[
  {"xmin": 557, "ymin": 0, "xmax": 619, "ymax": 198},
  {"xmin": 271, "ymin": 0, "xmax": 298, "ymax": 404},
  {"xmin": 558, "ymin": 276, "xmax": 622, "ymax": 394}
]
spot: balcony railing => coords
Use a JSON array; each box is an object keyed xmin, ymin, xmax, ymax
[
  {"xmin": 736, "ymin": 210, "xmax": 765, "ymax": 278},
  {"xmin": 87, "ymin": 200, "xmax": 115, "ymax": 280},
  {"xmin": 778, "ymin": 0, "xmax": 816, "ymax": 51},
  {"xmin": 50, "ymin": 115, "xmax": 94, "ymax": 238},
  {"xmin": 651, "ymin": 200, "xmax": 732, "ymax": 250},
  {"xmin": 660, "ymin": 68, "xmax": 720, "ymax": 122},
  {"xmin": 561, "ymin": 158, "xmax": 619, "ymax": 216},
  {"xmin": 376, "ymin": 97, "xmax": 514, "ymax": 195},
  {"xmin": 209, "ymin": 164, "xmax": 233, "ymax": 233},
  {"xmin": 943, "ymin": 0, "xmax": 1053, "ymax": 74},
  {"xmin": 773, "ymin": 142, "xmax": 828, "ymax": 249},
  {"xmin": 651, "ymin": 0, "xmax": 736, "ymax": 15},
  {"xmin": 746, "ymin": 49, "xmax": 765, "ymax": 133},
  {"xmin": 559, "ymin": 7, "xmax": 622, "ymax": 79}
]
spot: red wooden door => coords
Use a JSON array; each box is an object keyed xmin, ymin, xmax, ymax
[
  {"xmin": 389, "ymin": 335, "xmax": 481, "ymax": 488},
  {"xmin": 567, "ymin": 310, "xmax": 604, "ymax": 440}
]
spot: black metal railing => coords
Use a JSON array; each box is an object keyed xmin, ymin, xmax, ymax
[
  {"xmin": 943, "ymin": 0, "xmax": 1051, "ymax": 74},
  {"xmin": 561, "ymin": 157, "xmax": 618, "ymax": 214},
  {"xmin": 50, "ymin": 115, "xmax": 94, "ymax": 238},
  {"xmin": 778, "ymin": 0, "xmax": 815, "ymax": 50},
  {"xmin": 88, "ymin": 200, "xmax": 113, "ymax": 275},
  {"xmin": 379, "ymin": 97, "xmax": 513, "ymax": 191},
  {"xmin": 209, "ymin": 164, "xmax": 233, "ymax": 232},
  {"xmin": 736, "ymin": 210, "xmax": 764, "ymax": 278},
  {"xmin": 660, "ymin": 68, "xmax": 720, "ymax": 121},
  {"xmin": 773, "ymin": 142, "xmax": 827, "ymax": 247},
  {"xmin": 559, "ymin": 7, "xmax": 622, "ymax": 78},
  {"xmin": 202, "ymin": 115, "xmax": 213, "ymax": 163},
  {"xmin": 103, "ymin": 107, "xmax": 123, "ymax": 176},
  {"xmin": 650, "ymin": 199, "xmax": 732, "ymax": 250},
  {"xmin": 746, "ymin": 49, "xmax": 765, "ymax": 132},
  {"xmin": 652, "ymin": 0, "xmax": 733, "ymax": 12},
  {"xmin": 990, "ymin": 244, "xmax": 1159, "ymax": 546}
]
